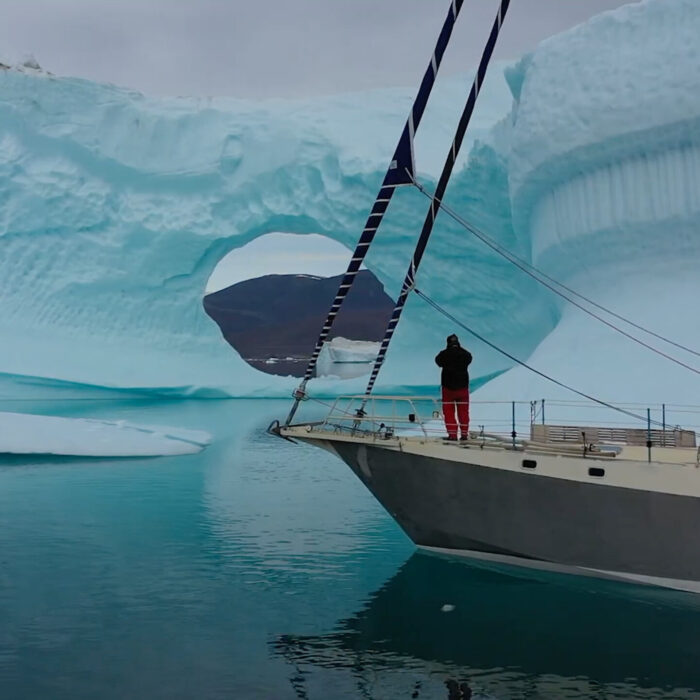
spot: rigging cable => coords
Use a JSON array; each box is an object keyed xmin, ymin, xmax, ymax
[
  {"xmin": 412, "ymin": 287, "xmax": 666, "ymax": 427},
  {"xmin": 362, "ymin": 0, "xmax": 513, "ymax": 401},
  {"xmin": 283, "ymin": 0, "xmax": 468, "ymax": 426},
  {"xmin": 411, "ymin": 179, "xmax": 700, "ymax": 376}
]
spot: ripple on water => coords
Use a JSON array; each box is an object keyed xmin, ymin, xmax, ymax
[{"xmin": 1, "ymin": 398, "xmax": 700, "ymax": 699}]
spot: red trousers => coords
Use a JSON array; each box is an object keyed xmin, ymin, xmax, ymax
[{"xmin": 441, "ymin": 387, "xmax": 470, "ymax": 439}]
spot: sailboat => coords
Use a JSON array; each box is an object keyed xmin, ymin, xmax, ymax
[{"xmin": 270, "ymin": 0, "xmax": 700, "ymax": 594}]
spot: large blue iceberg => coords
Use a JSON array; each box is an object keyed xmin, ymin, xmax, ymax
[
  {"xmin": 479, "ymin": 0, "xmax": 700, "ymax": 410},
  {"xmin": 0, "ymin": 0, "xmax": 698, "ymax": 405}
]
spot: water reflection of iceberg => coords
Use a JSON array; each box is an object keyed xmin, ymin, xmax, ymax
[{"xmin": 272, "ymin": 553, "xmax": 700, "ymax": 699}]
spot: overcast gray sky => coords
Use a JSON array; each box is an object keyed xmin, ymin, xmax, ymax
[{"xmin": 1, "ymin": 0, "xmax": 637, "ymax": 99}]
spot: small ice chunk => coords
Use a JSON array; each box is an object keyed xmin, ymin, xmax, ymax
[
  {"xmin": 327, "ymin": 337, "xmax": 380, "ymax": 364},
  {"xmin": 441, "ymin": 604, "xmax": 456, "ymax": 613}
]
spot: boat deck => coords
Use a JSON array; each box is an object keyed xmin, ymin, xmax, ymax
[{"xmin": 279, "ymin": 394, "xmax": 700, "ymax": 467}]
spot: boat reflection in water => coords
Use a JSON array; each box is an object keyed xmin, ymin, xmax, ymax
[{"xmin": 272, "ymin": 553, "xmax": 700, "ymax": 699}]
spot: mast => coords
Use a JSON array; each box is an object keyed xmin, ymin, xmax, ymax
[
  {"xmin": 285, "ymin": 0, "xmax": 466, "ymax": 426},
  {"xmin": 363, "ymin": 0, "xmax": 512, "ymax": 399}
]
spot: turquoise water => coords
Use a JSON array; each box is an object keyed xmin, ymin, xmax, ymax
[{"xmin": 2, "ymin": 389, "xmax": 700, "ymax": 699}]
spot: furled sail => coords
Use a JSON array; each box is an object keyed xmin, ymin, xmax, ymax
[
  {"xmin": 285, "ymin": 0, "xmax": 467, "ymax": 424},
  {"xmin": 364, "ymin": 0, "xmax": 512, "ymax": 398}
]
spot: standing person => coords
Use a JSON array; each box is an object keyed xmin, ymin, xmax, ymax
[{"xmin": 435, "ymin": 334, "xmax": 472, "ymax": 441}]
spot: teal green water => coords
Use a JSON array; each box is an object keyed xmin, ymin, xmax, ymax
[{"xmin": 2, "ymin": 390, "xmax": 700, "ymax": 699}]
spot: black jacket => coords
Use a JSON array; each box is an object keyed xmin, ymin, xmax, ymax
[{"xmin": 435, "ymin": 345, "xmax": 472, "ymax": 390}]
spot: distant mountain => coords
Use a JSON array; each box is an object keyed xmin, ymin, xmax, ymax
[{"xmin": 203, "ymin": 271, "xmax": 394, "ymax": 361}]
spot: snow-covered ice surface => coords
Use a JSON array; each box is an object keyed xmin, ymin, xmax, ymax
[
  {"xmin": 0, "ymin": 411, "xmax": 210, "ymax": 456},
  {"xmin": 0, "ymin": 0, "xmax": 699, "ymax": 409}
]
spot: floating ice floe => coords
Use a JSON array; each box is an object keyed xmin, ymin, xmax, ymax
[{"xmin": 0, "ymin": 411, "xmax": 211, "ymax": 457}]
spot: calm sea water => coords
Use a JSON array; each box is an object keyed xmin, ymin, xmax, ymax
[{"xmin": 2, "ymin": 388, "xmax": 700, "ymax": 699}]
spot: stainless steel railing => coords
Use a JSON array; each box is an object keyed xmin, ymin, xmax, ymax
[{"xmin": 309, "ymin": 395, "xmax": 699, "ymax": 448}]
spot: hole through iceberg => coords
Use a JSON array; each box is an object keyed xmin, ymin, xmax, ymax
[{"xmin": 203, "ymin": 232, "xmax": 394, "ymax": 378}]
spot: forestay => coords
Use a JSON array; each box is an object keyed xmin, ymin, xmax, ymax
[
  {"xmin": 363, "ymin": 0, "xmax": 512, "ymax": 398},
  {"xmin": 286, "ymin": 0, "xmax": 467, "ymax": 425}
]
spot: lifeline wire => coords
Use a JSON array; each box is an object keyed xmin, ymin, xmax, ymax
[{"xmin": 411, "ymin": 180, "xmax": 700, "ymax": 373}]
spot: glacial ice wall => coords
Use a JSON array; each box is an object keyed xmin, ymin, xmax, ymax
[
  {"xmin": 0, "ymin": 59, "xmax": 545, "ymax": 396},
  {"xmin": 507, "ymin": 0, "xmax": 700, "ymax": 269},
  {"xmin": 1, "ymin": 0, "xmax": 699, "ymax": 406},
  {"xmin": 477, "ymin": 0, "xmax": 700, "ymax": 414}
]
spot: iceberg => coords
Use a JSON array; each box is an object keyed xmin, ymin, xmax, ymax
[
  {"xmin": 316, "ymin": 339, "xmax": 377, "ymax": 381},
  {"xmin": 0, "ymin": 0, "xmax": 698, "ymax": 408},
  {"xmin": 326, "ymin": 338, "xmax": 379, "ymax": 364},
  {"xmin": 474, "ymin": 0, "xmax": 700, "ymax": 416},
  {"xmin": 314, "ymin": 337, "xmax": 381, "ymax": 381},
  {"xmin": 0, "ymin": 54, "xmax": 518, "ymax": 397},
  {"xmin": 0, "ymin": 411, "xmax": 210, "ymax": 457}
]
